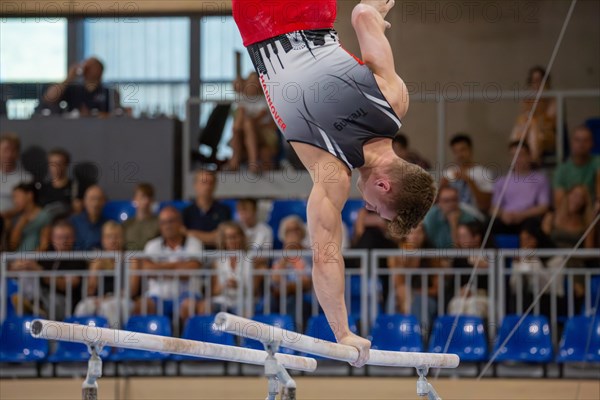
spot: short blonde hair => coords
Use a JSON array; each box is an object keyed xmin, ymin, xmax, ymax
[
  {"xmin": 278, "ymin": 215, "xmax": 306, "ymax": 242},
  {"xmin": 102, "ymin": 220, "xmax": 123, "ymax": 236},
  {"xmin": 216, "ymin": 221, "xmax": 247, "ymax": 250},
  {"xmin": 384, "ymin": 161, "xmax": 437, "ymax": 238}
]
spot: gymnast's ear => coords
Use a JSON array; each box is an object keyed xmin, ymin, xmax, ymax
[{"xmin": 375, "ymin": 178, "xmax": 391, "ymax": 193}]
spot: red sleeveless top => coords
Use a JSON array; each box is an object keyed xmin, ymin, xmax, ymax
[{"xmin": 232, "ymin": 0, "xmax": 337, "ymax": 46}]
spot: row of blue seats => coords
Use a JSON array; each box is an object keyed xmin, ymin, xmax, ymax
[{"xmin": 1, "ymin": 313, "xmax": 599, "ymax": 365}]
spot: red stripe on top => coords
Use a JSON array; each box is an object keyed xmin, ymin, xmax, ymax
[{"xmin": 232, "ymin": 0, "xmax": 337, "ymax": 47}]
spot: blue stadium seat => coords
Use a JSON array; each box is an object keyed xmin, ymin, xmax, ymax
[
  {"xmin": 349, "ymin": 276, "xmax": 362, "ymax": 320},
  {"xmin": 48, "ymin": 316, "xmax": 111, "ymax": 363},
  {"xmin": 0, "ymin": 316, "xmax": 48, "ymax": 363},
  {"xmin": 241, "ymin": 314, "xmax": 295, "ymax": 355},
  {"xmin": 268, "ymin": 200, "xmax": 308, "ymax": 248},
  {"xmin": 110, "ymin": 315, "xmax": 171, "ymax": 362},
  {"xmin": 220, "ymin": 199, "xmax": 238, "ymax": 220},
  {"xmin": 557, "ymin": 316, "xmax": 600, "ymax": 363},
  {"xmin": 369, "ymin": 314, "xmax": 423, "ymax": 353},
  {"xmin": 303, "ymin": 315, "xmax": 358, "ymax": 359},
  {"xmin": 494, "ymin": 234, "xmax": 520, "ymax": 249},
  {"xmin": 585, "ymin": 117, "xmax": 600, "ymax": 155},
  {"xmin": 428, "ymin": 316, "xmax": 488, "ymax": 362},
  {"xmin": 5, "ymin": 279, "xmax": 19, "ymax": 319},
  {"xmin": 158, "ymin": 200, "xmax": 192, "ymax": 213},
  {"xmin": 102, "ymin": 200, "xmax": 136, "ymax": 222},
  {"xmin": 585, "ymin": 276, "xmax": 600, "ymax": 315},
  {"xmin": 172, "ymin": 315, "xmax": 236, "ymax": 361},
  {"xmin": 493, "ymin": 315, "xmax": 553, "ymax": 363},
  {"xmin": 341, "ymin": 200, "xmax": 364, "ymax": 237}
]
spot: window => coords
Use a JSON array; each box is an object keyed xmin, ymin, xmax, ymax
[
  {"xmin": 83, "ymin": 17, "xmax": 190, "ymax": 118},
  {"xmin": 200, "ymin": 16, "xmax": 254, "ymax": 83},
  {"xmin": 0, "ymin": 18, "xmax": 67, "ymax": 83}
]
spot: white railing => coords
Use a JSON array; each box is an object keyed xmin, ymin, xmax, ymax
[{"xmin": 2, "ymin": 248, "xmax": 599, "ymax": 347}]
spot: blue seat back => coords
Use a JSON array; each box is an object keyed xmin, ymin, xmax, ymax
[
  {"xmin": 220, "ymin": 199, "xmax": 238, "ymax": 220},
  {"xmin": 586, "ymin": 117, "xmax": 600, "ymax": 155},
  {"xmin": 349, "ymin": 275, "xmax": 363, "ymax": 320},
  {"xmin": 102, "ymin": 200, "xmax": 136, "ymax": 222},
  {"xmin": 267, "ymin": 200, "xmax": 308, "ymax": 249},
  {"xmin": 305, "ymin": 314, "xmax": 358, "ymax": 344},
  {"xmin": 182, "ymin": 315, "xmax": 235, "ymax": 346},
  {"xmin": 49, "ymin": 316, "xmax": 110, "ymax": 361},
  {"xmin": 341, "ymin": 200, "xmax": 364, "ymax": 238},
  {"xmin": 112, "ymin": 315, "xmax": 171, "ymax": 360},
  {"xmin": 242, "ymin": 314, "xmax": 295, "ymax": 354},
  {"xmin": 0, "ymin": 316, "xmax": 48, "ymax": 362},
  {"xmin": 494, "ymin": 234, "xmax": 520, "ymax": 249},
  {"xmin": 558, "ymin": 316, "xmax": 600, "ymax": 362},
  {"xmin": 158, "ymin": 200, "xmax": 192, "ymax": 214},
  {"xmin": 587, "ymin": 276, "xmax": 600, "ymax": 315},
  {"xmin": 428, "ymin": 315, "xmax": 488, "ymax": 362},
  {"xmin": 369, "ymin": 314, "xmax": 423, "ymax": 352},
  {"xmin": 493, "ymin": 315, "xmax": 553, "ymax": 363}
]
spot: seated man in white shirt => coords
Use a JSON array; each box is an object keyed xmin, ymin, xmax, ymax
[
  {"xmin": 131, "ymin": 206, "xmax": 203, "ymax": 320},
  {"xmin": 441, "ymin": 134, "xmax": 495, "ymax": 214}
]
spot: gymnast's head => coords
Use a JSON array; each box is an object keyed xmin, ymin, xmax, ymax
[{"xmin": 357, "ymin": 156, "xmax": 437, "ymax": 238}]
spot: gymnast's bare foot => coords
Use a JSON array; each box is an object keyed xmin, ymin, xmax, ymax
[{"xmin": 360, "ymin": 0, "xmax": 395, "ymax": 24}]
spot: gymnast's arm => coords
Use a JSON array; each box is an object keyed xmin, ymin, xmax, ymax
[{"xmin": 306, "ymin": 170, "xmax": 371, "ymax": 367}]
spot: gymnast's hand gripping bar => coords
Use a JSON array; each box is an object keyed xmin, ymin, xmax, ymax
[{"xmin": 215, "ymin": 313, "xmax": 460, "ymax": 369}]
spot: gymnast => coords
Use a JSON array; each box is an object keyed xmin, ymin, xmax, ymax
[{"xmin": 232, "ymin": 0, "xmax": 437, "ymax": 367}]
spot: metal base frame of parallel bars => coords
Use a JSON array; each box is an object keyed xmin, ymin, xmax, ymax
[{"xmin": 217, "ymin": 313, "xmax": 455, "ymax": 399}]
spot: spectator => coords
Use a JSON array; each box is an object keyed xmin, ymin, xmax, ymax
[
  {"xmin": 387, "ymin": 223, "xmax": 444, "ymax": 325},
  {"xmin": 543, "ymin": 185, "xmax": 596, "ymax": 250},
  {"xmin": 123, "ymin": 183, "xmax": 159, "ymax": 251},
  {"xmin": 510, "ymin": 66, "xmax": 557, "ymax": 164},
  {"xmin": 7, "ymin": 183, "xmax": 52, "ymax": 251},
  {"xmin": 225, "ymin": 72, "xmax": 279, "ymax": 172},
  {"xmin": 350, "ymin": 207, "xmax": 396, "ymax": 308},
  {"xmin": 392, "ymin": 132, "xmax": 431, "ymax": 170},
  {"xmin": 74, "ymin": 221, "xmax": 129, "ymax": 327},
  {"xmin": 553, "ymin": 126, "xmax": 600, "ymax": 208},
  {"xmin": 199, "ymin": 221, "xmax": 265, "ymax": 316},
  {"xmin": 132, "ymin": 207, "xmax": 203, "ymax": 318},
  {"xmin": 183, "ymin": 169, "xmax": 231, "ymax": 249},
  {"xmin": 447, "ymin": 221, "xmax": 491, "ymax": 319},
  {"xmin": 36, "ymin": 148, "xmax": 78, "ymax": 217},
  {"xmin": 442, "ymin": 134, "xmax": 494, "ymax": 213},
  {"xmin": 423, "ymin": 186, "xmax": 483, "ymax": 249},
  {"xmin": 9, "ymin": 220, "xmax": 84, "ymax": 320},
  {"xmin": 69, "ymin": 185, "xmax": 107, "ymax": 250},
  {"xmin": 509, "ymin": 220, "xmax": 564, "ymax": 317},
  {"xmin": 0, "ymin": 133, "xmax": 33, "ymax": 216},
  {"xmin": 236, "ymin": 198, "xmax": 273, "ymax": 250},
  {"xmin": 272, "ymin": 216, "xmax": 312, "ymax": 321},
  {"xmin": 351, "ymin": 208, "xmax": 396, "ymax": 249},
  {"xmin": 42, "ymin": 57, "xmax": 120, "ymax": 116},
  {"xmin": 492, "ymin": 142, "xmax": 551, "ymax": 234}
]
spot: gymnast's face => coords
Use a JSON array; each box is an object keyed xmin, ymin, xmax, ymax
[{"xmin": 357, "ymin": 175, "xmax": 394, "ymax": 221}]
